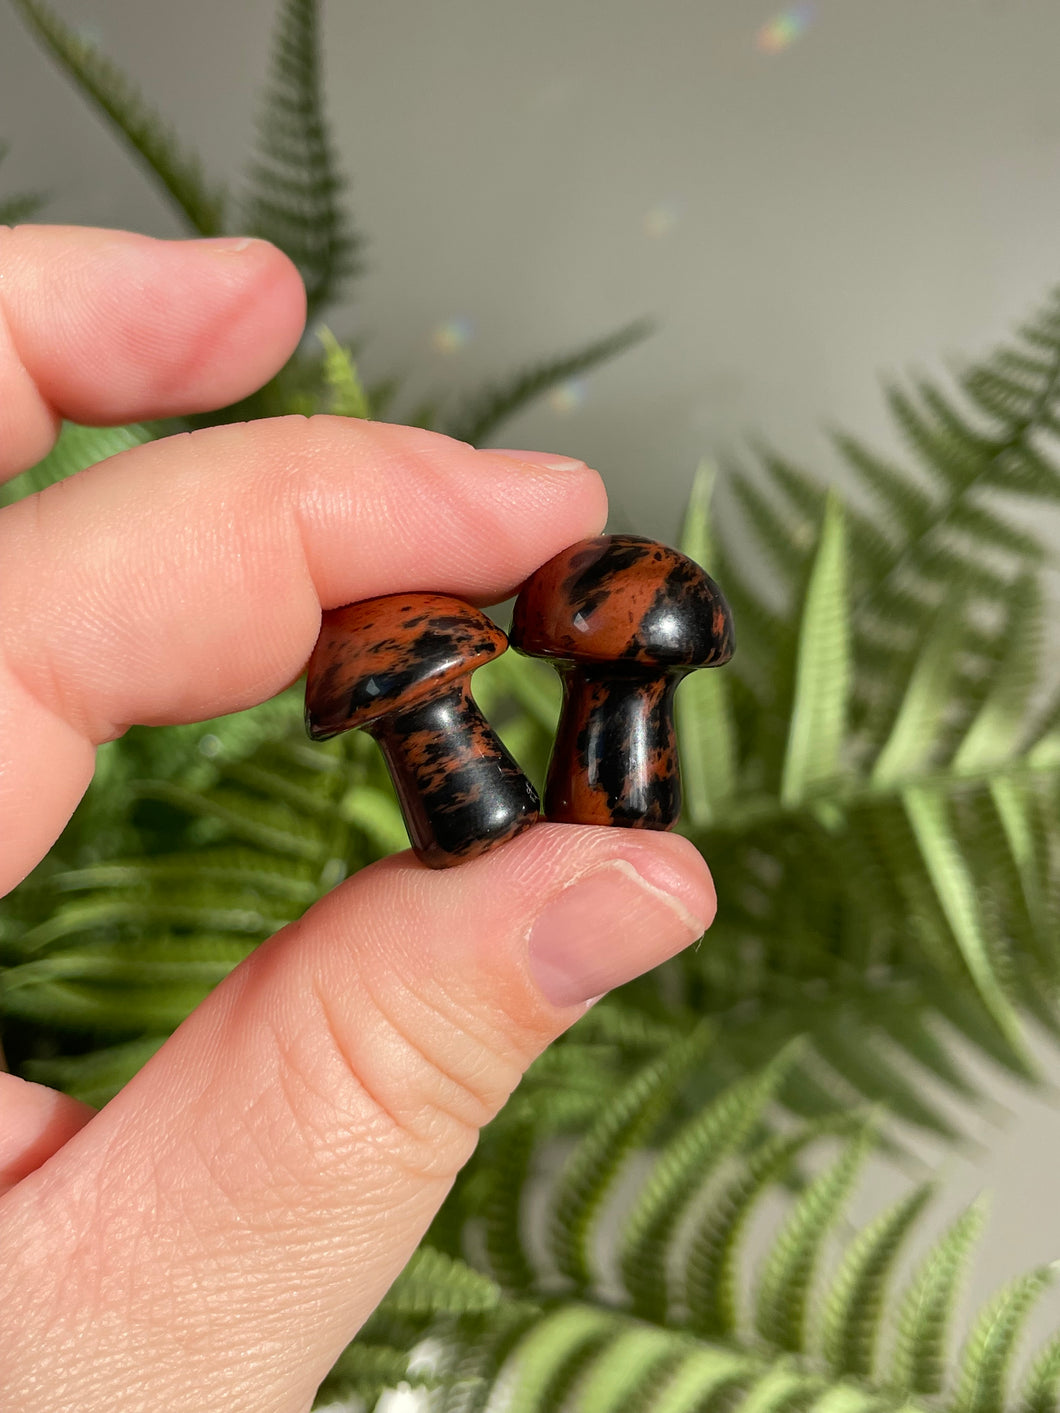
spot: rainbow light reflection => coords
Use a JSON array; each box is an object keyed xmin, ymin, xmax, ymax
[
  {"xmin": 550, "ymin": 379, "xmax": 588, "ymax": 414},
  {"xmin": 644, "ymin": 199, "xmax": 684, "ymax": 238},
  {"xmin": 756, "ymin": 3, "xmax": 815, "ymax": 54},
  {"xmin": 432, "ymin": 316, "xmax": 474, "ymax": 354}
]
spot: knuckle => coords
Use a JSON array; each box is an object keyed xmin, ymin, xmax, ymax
[{"xmin": 304, "ymin": 970, "xmax": 526, "ymax": 1184}]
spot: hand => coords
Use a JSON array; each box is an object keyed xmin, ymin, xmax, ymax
[{"xmin": 0, "ymin": 226, "xmax": 715, "ymax": 1412}]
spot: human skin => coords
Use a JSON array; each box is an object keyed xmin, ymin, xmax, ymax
[{"xmin": 0, "ymin": 226, "xmax": 715, "ymax": 1412}]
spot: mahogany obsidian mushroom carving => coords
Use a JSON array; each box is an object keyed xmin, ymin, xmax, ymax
[
  {"xmin": 305, "ymin": 593, "xmax": 540, "ymax": 868},
  {"xmin": 510, "ymin": 534, "xmax": 734, "ymax": 830}
]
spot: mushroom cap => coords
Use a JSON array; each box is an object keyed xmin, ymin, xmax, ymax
[
  {"xmin": 305, "ymin": 593, "xmax": 506, "ymax": 740},
  {"xmin": 510, "ymin": 534, "xmax": 734, "ymax": 669}
]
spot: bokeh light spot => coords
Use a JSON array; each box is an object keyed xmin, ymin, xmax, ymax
[
  {"xmin": 550, "ymin": 379, "xmax": 588, "ymax": 414},
  {"xmin": 432, "ymin": 316, "xmax": 474, "ymax": 353},
  {"xmin": 756, "ymin": 3, "xmax": 815, "ymax": 54},
  {"xmin": 644, "ymin": 199, "xmax": 684, "ymax": 237}
]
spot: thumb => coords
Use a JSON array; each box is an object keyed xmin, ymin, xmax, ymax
[{"xmin": 0, "ymin": 824, "xmax": 713, "ymax": 1413}]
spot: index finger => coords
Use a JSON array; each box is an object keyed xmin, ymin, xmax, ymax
[
  {"xmin": 0, "ymin": 417, "xmax": 606, "ymax": 892},
  {"xmin": 0, "ymin": 225, "xmax": 307, "ymax": 480}
]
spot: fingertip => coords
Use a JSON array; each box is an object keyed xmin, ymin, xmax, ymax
[
  {"xmin": 477, "ymin": 447, "xmax": 609, "ymax": 543},
  {"xmin": 356, "ymin": 821, "xmax": 716, "ymax": 1010},
  {"xmin": 615, "ymin": 830, "xmax": 718, "ymax": 936},
  {"xmin": 191, "ymin": 233, "xmax": 308, "ymax": 362},
  {"xmin": 0, "ymin": 226, "xmax": 309, "ymax": 437},
  {"xmin": 452, "ymin": 822, "xmax": 716, "ymax": 1009},
  {"xmin": 0, "ymin": 1074, "xmax": 95, "ymax": 1192}
]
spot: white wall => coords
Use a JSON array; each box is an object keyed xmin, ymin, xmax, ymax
[{"xmin": 4, "ymin": 0, "xmax": 1060, "ymax": 1337}]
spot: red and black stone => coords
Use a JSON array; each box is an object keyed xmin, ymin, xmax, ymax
[
  {"xmin": 510, "ymin": 534, "xmax": 734, "ymax": 830},
  {"xmin": 305, "ymin": 593, "xmax": 540, "ymax": 868}
]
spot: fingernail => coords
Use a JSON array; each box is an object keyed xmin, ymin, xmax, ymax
[
  {"xmin": 488, "ymin": 448, "xmax": 587, "ymax": 472},
  {"xmin": 528, "ymin": 858, "xmax": 708, "ymax": 1008},
  {"xmin": 196, "ymin": 236, "xmax": 260, "ymax": 255}
]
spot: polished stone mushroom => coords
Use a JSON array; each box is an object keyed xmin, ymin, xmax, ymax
[
  {"xmin": 509, "ymin": 534, "xmax": 734, "ymax": 829},
  {"xmin": 305, "ymin": 593, "xmax": 540, "ymax": 868}
]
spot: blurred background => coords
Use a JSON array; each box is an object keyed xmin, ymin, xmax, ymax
[
  {"xmin": 5, "ymin": 0, "xmax": 1060, "ymax": 538},
  {"xmin": 3, "ymin": 0, "xmax": 1060, "ymax": 1329}
]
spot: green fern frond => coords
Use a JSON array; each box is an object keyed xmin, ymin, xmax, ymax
[
  {"xmin": 869, "ymin": 589, "xmax": 971, "ymax": 788},
  {"xmin": 381, "ymin": 1247, "xmax": 501, "ymax": 1319},
  {"xmin": 933, "ymin": 988, "xmax": 1038, "ymax": 1084},
  {"xmin": 880, "ymin": 1011, "xmax": 988, "ymax": 1106},
  {"xmin": 430, "ymin": 1310, "xmax": 537, "ymax": 1413},
  {"xmin": 564, "ymin": 1328, "xmax": 687, "ymax": 1413},
  {"xmin": 43, "ymin": 850, "xmax": 319, "ymax": 906},
  {"xmin": 903, "ymin": 784, "xmax": 1027, "ymax": 1056},
  {"xmin": 318, "ymin": 327, "xmax": 372, "ymax": 418},
  {"xmin": 478, "ymin": 1117, "xmax": 540, "ymax": 1292},
  {"xmin": 779, "ymin": 492, "xmax": 850, "ymax": 807},
  {"xmin": 317, "ymin": 1340, "xmax": 431, "ymax": 1402},
  {"xmin": 734, "ymin": 1363, "xmax": 826, "ymax": 1413},
  {"xmin": 0, "ymin": 188, "xmax": 46, "ymax": 223},
  {"xmin": 13, "ymin": 893, "xmax": 280, "ymax": 955},
  {"xmin": 23, "ymin": 1035, "xmax": 165, "ymax": 1106},
  {"xmin": 891, "ymin": 1199, "xmax": 989, "ymax": 1395},
  {"xmin": 809, "ymin": 1031, "xmax": 964, "ymax": 1143},
  {"xmin": 1019, "ymin": 1331, "xmax": 1060, "ymax": 1413},
  {"xmin": 677, "ymin": 462, "xmax": 738, "ymax": 824},
  {"xmin": 476, "ymin": 650, "xmax": 562, "ymax": 738},
  {"xmin": 685, "ymin": 1116, "xmax": 861, "ymax": 1337},
  {"xmin": 755, "ymin": 447, "xmax": 829, "ymax": 525},
  {"xmin": 369, "ymin": 1099, "xmax": 1060, "ymax": 1413},
  {"xmin": 804, "ymin": 1385, "xmax": 886, "ymax": 1413},
  {"xmin": 830, "ymin": 431, "xmax": 934, "ymax": 545},
  {"xmin": 132, "ymin": 779, "xmax": 332, "ymax": 861},
  {"xmin": 549, "ymin": 1027, "xmax": 713, "ymax": 1290},
  {"xmin": 753, "ymin": 1126, "xmax": 873, "ymax": 1352},
  {"xmin": 729, "ymin": 470, "xmax": 818, "ymax": 592},
  {"xmin": 642, "ymin": 1347, "xmax": 759, "ymax": 1413},
  {"xmin": 619, "ymin": 1046, "xmax": 796, "ymax": 1321},
  {"xmin": 572, "ymin": 999, "xmax": 680, "ymax": 1052},
  {"xmin": 241, "ymin": 0, "xmax": 361, "ymax": 314},
  {"xmin": 952, "ymin": 577, "xmax": 1043, "ymax": 775},
  {"xmin": 1, "ymin": 933, "xmax": 256, "ymax": 1031},
  {"xmin": 443, "ymin": 318, "xmax": 653, "ymax": 446},
  {"xmin": 0, "ymin": 141, "xmax": 46, "ymax": 223},
  {"xmin": 821, "ymin": 1183, "xmax": 935, "ymax": 1378},
  {"xmin": 952, "ymin": 1266, "xmax": 1056, "ymax": 1413},
  {"xmin": 9, "ymin": 0, "xmax": 225, "ymax": 232},
  {"xmin": 503, "ymin": 1307, "xmax": 618, "ymax": 1413}
]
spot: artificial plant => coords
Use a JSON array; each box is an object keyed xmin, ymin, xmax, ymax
[{"xmin": 4, "ymin": 0, "xmax": 1060, "ymax": 1409}]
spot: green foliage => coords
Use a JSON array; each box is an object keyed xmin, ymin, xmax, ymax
[
  {"xmin": 0, "ymin": 139, "xmax": 46, "ymax": 223},
  {"xmin": 778, "ymin": 490, "xmax": 850, "ymax": 808},
  {"xmin": 9, "ymin": 0, "xmax": 225, "ymax": 232},
  {"xmin": 240, "ymin": 0, "xmax": 361, "ymax": 317},
  {"xmin": 676, "ymin": 462, "xmax": 739, "ymax": 826},
  {"xmin": 5, "ymin": 0, "xmax": 642, "ymax": 434},
  {"xmin": 821, "ymin": 1181, "xmax": 935, "ymax": 1378},
  {"xmin": 318, "ymin": 327, "xmax": 372, "ymax": 419},
  {"xmin": 332, "ymin": 1063, "xmax": 1060, "ymax": 1413},
  {"xmin": 440, "ymin": 316, "xmax": 654, "ymax": 446},
  {"xmin": 658, "ymin": 294, "xmax": 1060, "ymax": 1140}
]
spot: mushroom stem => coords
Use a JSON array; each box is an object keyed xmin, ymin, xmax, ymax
[
  {"xmin": 368, "ymin": 681, "xmax": 540, "ymax": 868},
  {"xmin": 546, "ymin": 666, "xmax": 684, "ymax": 829}
]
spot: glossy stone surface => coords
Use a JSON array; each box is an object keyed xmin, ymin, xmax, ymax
[
  {"xmin": 306, "ymin": 593, "xmax": 540, "ymax": 867},
  {"xmin": 511, "ymin": 534, "xmax": 733, "ymax": 668},
  {"xmin": 510, "ymin": 535, "xmax": 734, "ymax": 830}
]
